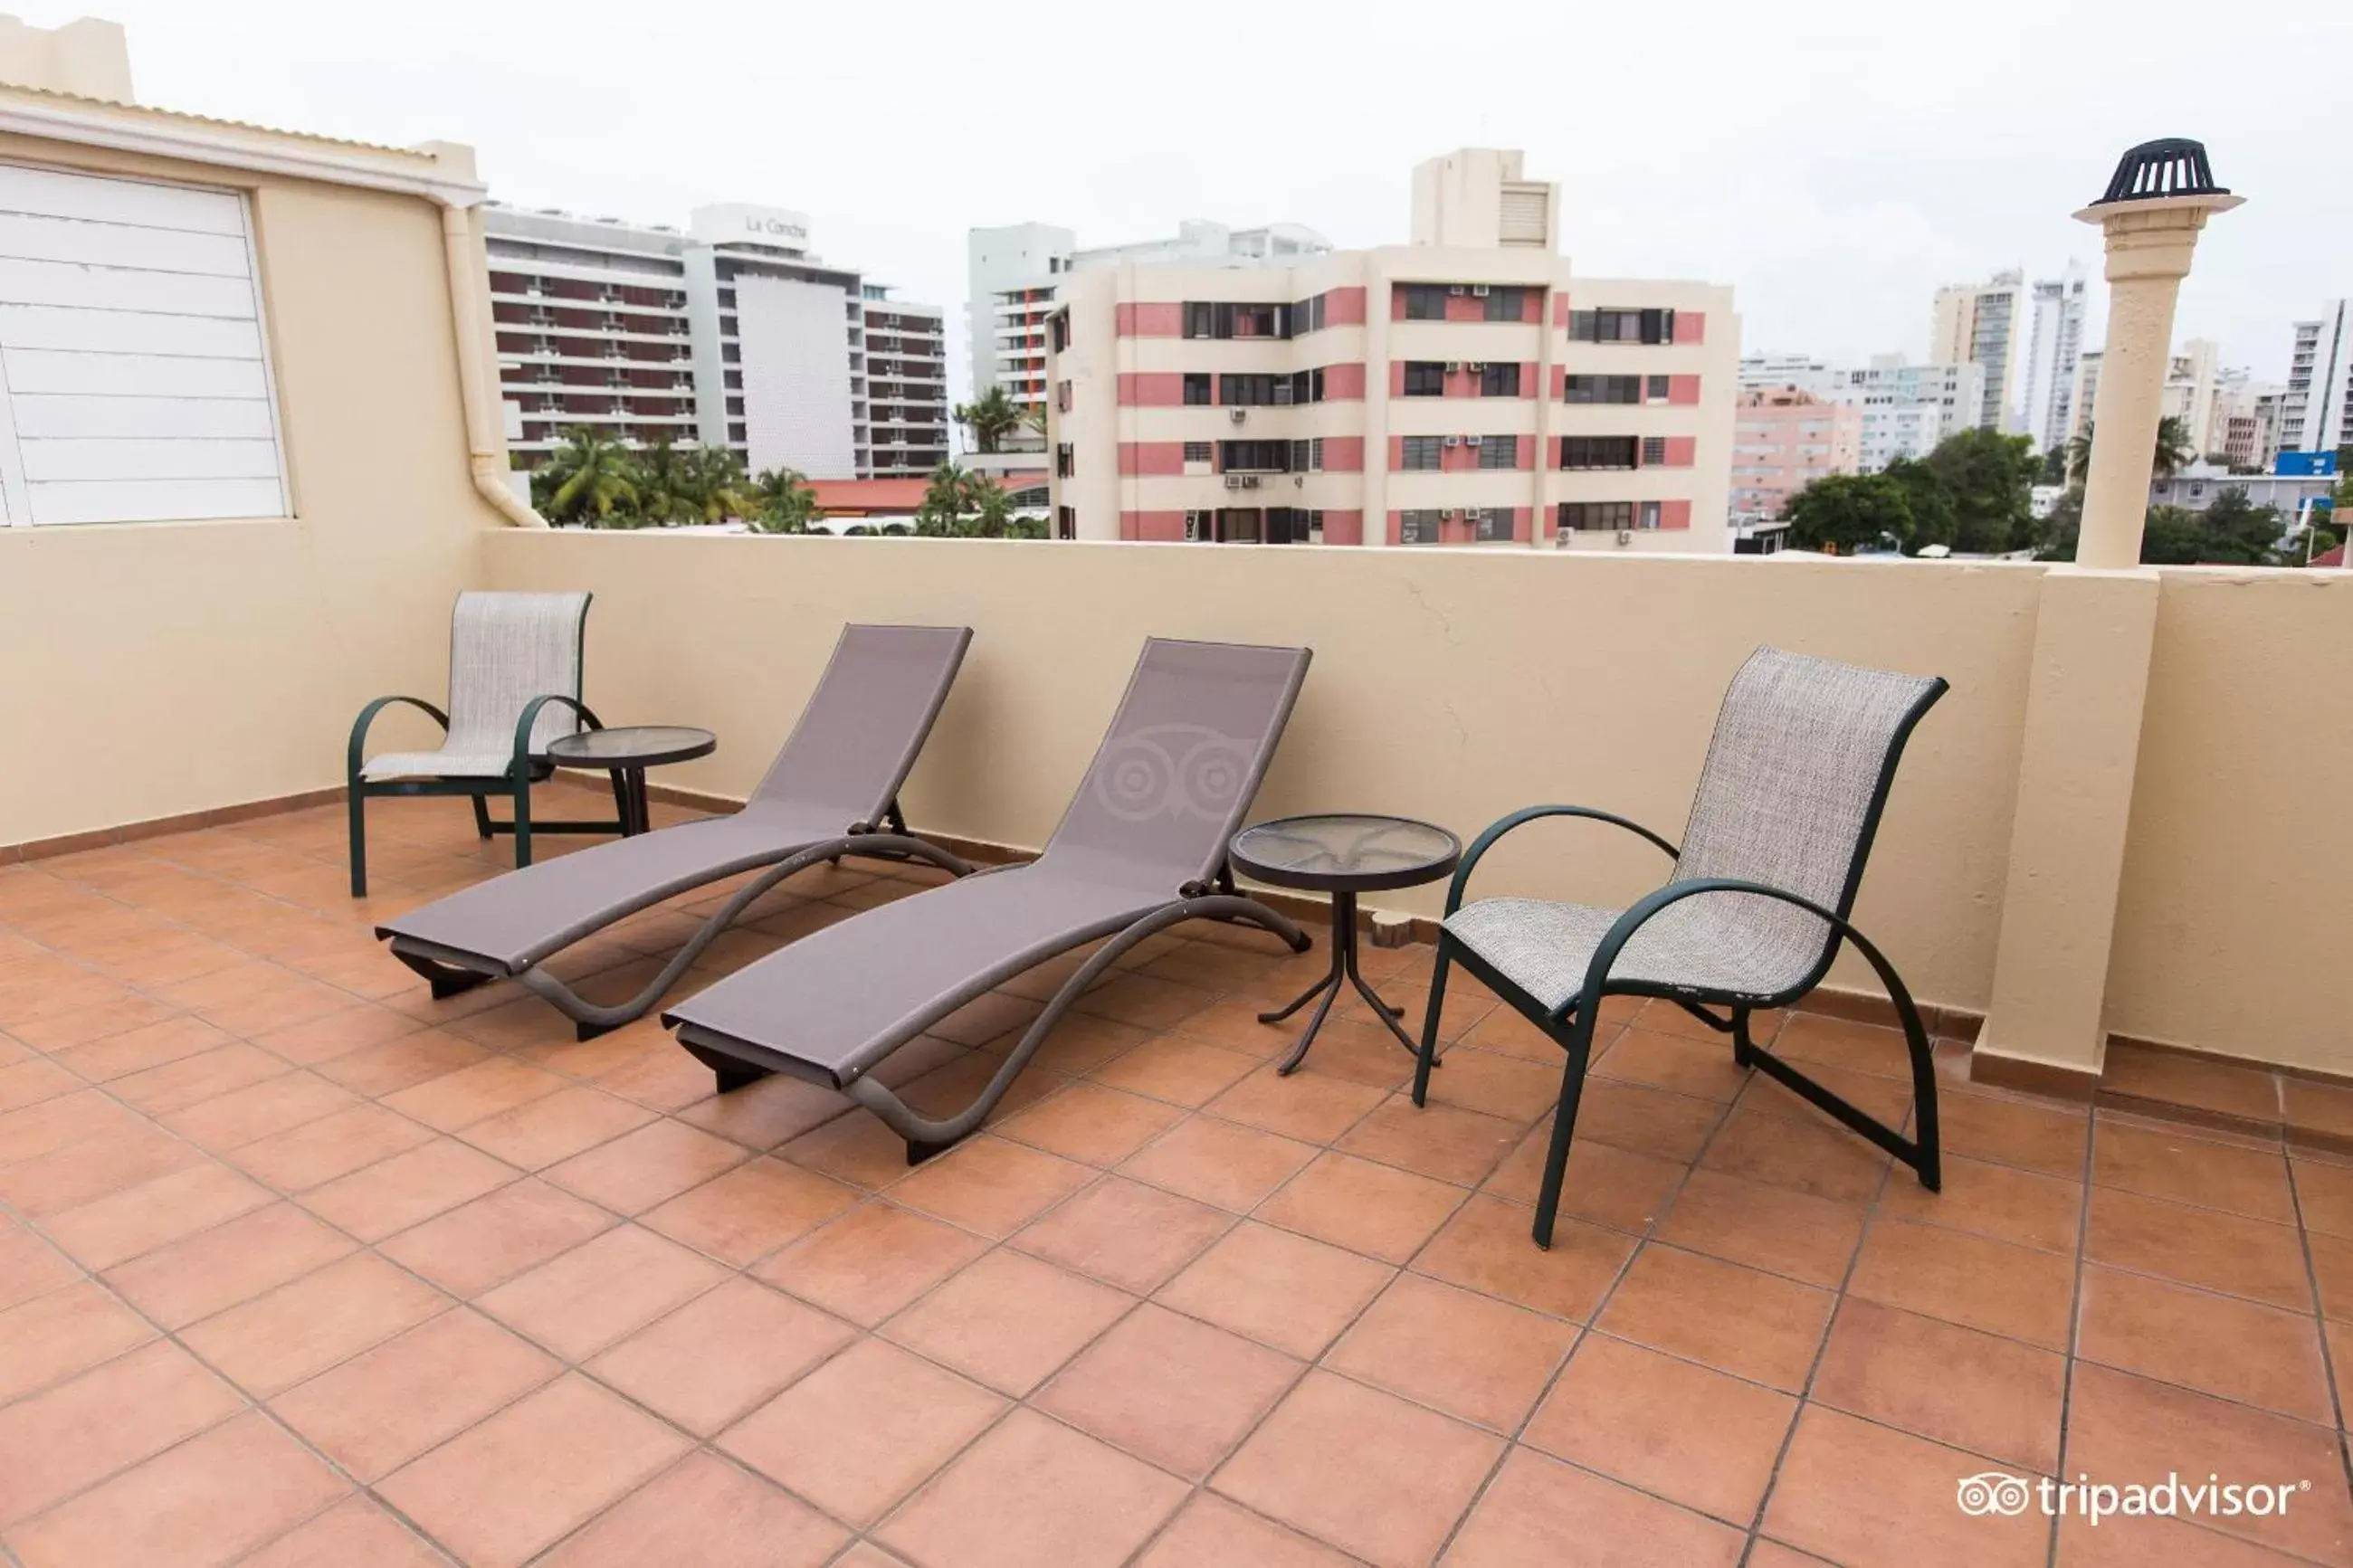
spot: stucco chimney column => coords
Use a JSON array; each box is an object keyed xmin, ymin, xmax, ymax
[{"xmin": 2071, "ymin": 144, "xmax": 2242, "ymax": 569}]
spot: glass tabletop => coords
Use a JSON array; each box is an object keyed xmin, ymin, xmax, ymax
[
  {"xmin": 1230, "ymin": 813, "xmax": 1460, "ymax": 890},
  {"xmin": 543, "ymin": 725, "xmax": 715, "ymax": 765}
]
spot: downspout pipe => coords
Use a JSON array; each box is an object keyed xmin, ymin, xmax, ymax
[{"xmin": 440, "ymin": 202, "xmax": 546, "ymax": 528}]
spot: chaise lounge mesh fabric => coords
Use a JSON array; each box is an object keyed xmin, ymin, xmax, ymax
[
  {"xmin": 662, "ymin": 637, "xmax": 1314, "ymax": 1160},
  {"xmin": 374, "ymin": 622, "xmax": 973, "ymax": 1037},
  {"xmin": 1417, "ymin": 647, "xmax": 1948, "ymax": 1248}
]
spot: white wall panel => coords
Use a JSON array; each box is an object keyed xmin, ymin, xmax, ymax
[
  {"xmin": 734, "ymin": 274, "xmax": 854, "ymax": 480},
  {"xmin": 0, "ymin": 161, "xmax": 287, "ymax": 525}
]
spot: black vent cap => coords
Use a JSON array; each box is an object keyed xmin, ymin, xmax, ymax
[{"xmin": 2096, "ymin": 139, "xmax": 2227, "ymax": 204}]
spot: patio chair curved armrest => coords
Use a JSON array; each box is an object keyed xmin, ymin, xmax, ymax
[
  {"xmin": 348, "ymin": 695, "xmax": 451, "ymax": 780},
  {"xmin": 1549, "ymin": 877, "xmax": 1926, "ymax": 1048},
  {"xmin": 512, "ymin": 694, "xmax": 603, "ymax": 774},
  {"xmin": 1448, "ymin": 805, "xmax": 1680, "ymax": 917}
]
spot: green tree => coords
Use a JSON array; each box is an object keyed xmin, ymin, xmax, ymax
[
  {"xmin": 1783, "ymin": 472, "xmax": 1914, "ymax": 555},
  {"xmin": 538, "ymin": 429, "xmax": 640, "ymax": 527},
  {"xmin": 748, "ymin": 466, "xmax": 821, "ymax": 535},
  {"xmin": 2037, "ymin": 445, "xmax": 2069, "ymax": 485},
  {"xmin": 1922, "ymin": 427, "xmax": 2038, "ymax": 553},
  {"xmin": 682, "ymin": 445, "xmax": 750, "ymax": 523},
  {"xmin": 2064, "ymin": 415, "xmax": 2195, "ymax": 486},
  {"xmin": 913, "ymin": 462, "xmax": 998, "ymax": 537},
  {"xmin": 951, "ymin": 386, "xmax": 1024, "ymax": 454},
  {"xmin": 624, "ymin": 441, "xmax": 702, "ymax": 527},
  {"xmin": 1880, "ymin": 456, "xmax": 1958, "ymax": 553},
  {"xmin": 2175, "ymin": 487, "xmax": 2287, "ymax": 565},
  {"xmin": 2032, "ymin": 486, "xmax": 2084, "ymax": 560}
]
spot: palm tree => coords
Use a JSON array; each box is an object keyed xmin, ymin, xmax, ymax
[
  {"xmin": 914, "ymin": 462, "xmax": 1000, "ymax": 537},
  {"xmin": 952, "ymin": 386, "xmax": 1024, "ymax": 455},
  {"xmin": 683, "ymin": 445, "xmax": 751, "ymax": 523},
  {"xmin": 627, "ymin": 441, "xmax": 700, "ymax": 527},
  {"xmin": 2063, "ymin": 416, "xmax": 2196, "ymax": 486},
  {"xmin": 748, "ymin": 466, "xmax": 821, "ymax": 535},
  {"xmin": 539, "ymin": 429, "xmax": 638, "ymax": 527}
]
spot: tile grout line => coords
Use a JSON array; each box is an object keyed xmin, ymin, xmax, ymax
[{"xmin": 2283, "ymin": 1156, "xmax": 2353, "ymax": 1511}]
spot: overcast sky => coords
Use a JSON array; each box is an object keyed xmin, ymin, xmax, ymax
[{"xmin": 48, "ymin": 0, "xmax": 2346, "ymax": 398}]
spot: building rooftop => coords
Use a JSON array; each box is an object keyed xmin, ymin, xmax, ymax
[{"xmin": 13, "ymin": 792, "xmax": 2352, "ymax": 1566}]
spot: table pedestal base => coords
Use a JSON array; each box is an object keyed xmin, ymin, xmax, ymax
[{"xmin": 1263, "ymin": 889, "xmax": 1433, "ymax": 1076}]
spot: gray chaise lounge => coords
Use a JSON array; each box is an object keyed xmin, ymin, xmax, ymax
[
  {"xmin": 1415, "ymin": 647, "xmax": 1948, "ymax": 1248},
  {"xmin": 376, "ymin": 623, "xmax": 974, "ymax": 1039},
  {"xmin": 663, "ymin": 637, "xmax": 1314, "ymax": 1161}
]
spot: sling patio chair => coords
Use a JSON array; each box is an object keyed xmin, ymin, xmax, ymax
[
  {"xmin": 373, "ymin": 622, "xmax": 975, "ymax": 1039},
  {"xmin": 1413, "ymin": 647, "xmax": 1948, "ymax": 1249},
  {"xmin": 662, "ymin": 637, "xmax": 1316, "ymax": 1163},
  {"xmin": 348, "ymin": 590, "xmax": 605, "ymax": 898}
]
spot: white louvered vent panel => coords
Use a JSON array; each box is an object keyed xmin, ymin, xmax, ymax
[{"xmin": 0, "ymin": 161, "xmax": 289, "ymax": 526}]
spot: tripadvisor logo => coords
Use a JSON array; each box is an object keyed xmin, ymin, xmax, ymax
[{"xmin": 1958, "ymin": 1471, "xmax": 2312, "ymax": 1525}]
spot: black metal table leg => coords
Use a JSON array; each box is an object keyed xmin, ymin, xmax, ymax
[{"xmin": 1269, "ymin": 889, "xmax": 1427, "ymax": 1074}]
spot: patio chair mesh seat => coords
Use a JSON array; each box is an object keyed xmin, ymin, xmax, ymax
[
  {"xmin": 1447, "ymin": 653, "xmax": 1944, "ymax": 1009},
  {"xmin": 1417, "ymin": 646, "xmax": 1948, "ymax": 1250},
  {"xmin": 360, "ymin": 592, "xmax": 592, "ymax": 780}
]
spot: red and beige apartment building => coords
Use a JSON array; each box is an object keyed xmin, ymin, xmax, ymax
[
  {"xmin": 1730, "ymin": 387, "xmax": 1862, "ymax": 518},
  {"xmin": 1043, "ymin": 150, "xmax": 1736, "ymax": 549}
]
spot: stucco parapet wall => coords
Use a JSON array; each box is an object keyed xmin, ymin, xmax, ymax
[{"xmin": 0, "ymin": 82, "xmax": 486, "ymax": 205}]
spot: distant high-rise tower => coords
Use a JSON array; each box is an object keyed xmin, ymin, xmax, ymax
[
  {"xmin": 2019, "ymin": 262, "xmax": 2088, "ymax": 452},
  {"xmin": 1929, "ymin": 269, "xmax": 2030, "ymax": 434},
  {"xmin": 2282, "ymin": 300, "xmax": 2353, "ymax": 455}
]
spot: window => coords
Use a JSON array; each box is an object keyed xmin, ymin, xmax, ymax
[
  {"xmin": 1640, "ymin": 500, "xmax": 1662, "ymax": 529},
  {"xmin": 1182, "ymin": 441, "xmax": 1213, "ymax": 464},
  {"xmin": 1288, "ymin": 438, "xmax": 1325, "ymax": 472},
  {"xmin": 1401, "ymin": 284, "xmax": 1448, "ymax": 320},
  {"xmin": 0, "ymin": 163, "xmax": 288, "ymax": 526},
  {"xmin": 1292, "ymin": 293, "xmax": 1328, "ymax": 333},
  {"xmin": 1641, "ymin": 436, "xmax": 1668, "ymax": 466},
  {"xmin": 1055, "ymin": 380, "xmax": 1072, "ymax": 413},
  {"xmin": 1399, "ymin": 508, "xmax": 1443, "ymax": 544},
  {"xmin": 1056, "ymin": 442, "xmax": 1074, "ymax": 478},
  {"xmin": 1288, "ymin": 367, "xmax": 1325, "ymax": 404},
  {"xmin": 1403, "ymin": 362, "xmax": 1447, "ymax": 397},
  {"xmin": 1183, "ymin": 373, "xmax": 1211, "ymax": 405},
  {"xmin": 1482, "ymin": 286, "xmax": 1525, "ymax": 322},
  {"xmin": 1401, "ymin": 435, "xmax": 1443, "ymax": 470},
  {"xmin": 1220, "ymin": 440, "xmax": 1291, "ymax": 472},
  {"xmin": 1217, "ymin": 508, "xmax": 1262, "ymax": 541},
  {"xmin": 1010, "ymin": 485, "xmax": 1049, "ymax": 507},
  {"xmin": 1559, "ymin": 500, "xmax": 1634, "ymax": 532},
  {"xmin": 1561, "ymin": 436, "xmax": 1640, "ymax": 470},
  {"xmin": 1265, "ymin": 506, "xmax": 1319, "ymax": 544},
  {"xmin": 1472, "ymin": 508, "xmax": 1514, "ymax": 542},
  {"xmin": 1567, "ymin": 308, "xmax": 1675, "ymax": 344},
  {"xmin": 1049, "ymin": 313, "xmax": 1070, "ymax": 353},
  {"xmin": 1221, "ymin": 374, "xmax": 1284, "ymax": 406},
  {"xmin": 1646, "ymin": 375, "xmax": 1671, "ymax": 402},
  {"xmin": 1183, "ymin": 301, "xmax": 1289, "ymax": 340},
  {"xmin": 1480, "ymin": 362, "xmax": 1521, "ymax": 397},
  {"xmin": 1563, "ymin": 375, "xmax": 1640, "ymax": 404},
  {"xmin": 1056, "ymin": 505, "xmax": 1075, "ymax": 538},
  {"xmin": 1183, "ymin": 508, "xmax": 1213, "ymax": 541},
  {"xmin": 1476, "ymin": 435, "xmax": 1517, "ymax": 469}
]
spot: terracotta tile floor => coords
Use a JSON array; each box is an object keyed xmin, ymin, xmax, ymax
[{"xmin": 3, "ymin": 786, "xmax": 2353, "ymax": 1566}]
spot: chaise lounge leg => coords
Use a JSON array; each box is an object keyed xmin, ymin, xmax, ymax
[
  {"xmin": 389, "ymin": 946, "xmax": 493, "ymax": 1001},
  {"xmin": 680, "ymin": 1041, "xmax": 773, "ymax": 1094},
  {"xmin": 905, "ymin": 1136, "xmax": 955, "ymax": 1165}
]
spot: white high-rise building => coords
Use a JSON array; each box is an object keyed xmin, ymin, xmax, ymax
[
  {"xmin": 2018, "ymin": 262, "xmax": 2088, "ymax": 451},
  {"xmin": 2066, "ymin": 338, "xmax": 2236, "ymax": 460},
  {"xmin": 2282, "ymin": 300, "xmax": 2353, "ymax": 455},
  {"xmin": 487, "ymin": 203, "xmax": 948, "ymax": 480},
  {"xmin": 1929, "ymin": 270, "xmax": 2030, "ymax": 433},
  {"xmin": 1738, "ymin": 354, "xmax": 1982, "ymax": 472}
]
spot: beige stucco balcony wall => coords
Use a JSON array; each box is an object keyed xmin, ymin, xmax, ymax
[{"xmin": 0, "ymin": 126, "xmax": 515, "ymax": 850}]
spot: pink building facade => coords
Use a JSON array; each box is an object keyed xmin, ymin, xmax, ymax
[{"xmin": 1729, "ymin": 389, "xmax": 1862, "ymax": 519}]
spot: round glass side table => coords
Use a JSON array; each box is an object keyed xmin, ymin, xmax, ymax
[
  {"xmin": 1227, "ymin": 813, "xmax": 1460, "ymax": 1075},
  {"xmin": 544, "ymin": 725, "xmax": 715, "ymax": 837}
]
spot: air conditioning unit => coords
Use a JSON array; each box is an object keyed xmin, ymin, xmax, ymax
[
  {"xmin": 1445, "ymin": 362, "xmax": 1462, "ymax": 373},
  {"xmin": 1465, "ymin": 435, "xmax": 1483, "ymax": 447},
  {"xmin": 1615, "ymin": 529, "xmax": 1634, "ymax": 546},
  {"xmin": 1224, "ymin": 476, "xmax": 1244, "ymax": 489},
  {"xmin": 1448, "ymin": 285, "xmax": 1467, "ymax": 297},
  {"xmin": 1229, "ymin": 408, "xmax": 1247, "ymax": 423},
  {"xmin": 1471, "ymin": 284, "xmax": 1491, "ymax": 298},
  {"xmin": 1464, "ymin": 362, "xmax": 1483, "ymax": 373},
  {"xmin": 1443, "ymin": 436, "xmax": 1462, "ymax": 448},
  {"xmin": 1441, "ymin": 508, "xmax": 1461, "ymax": 520},
  {"xmin": 1241, "ymin": 476, "xmax": 1262, "ymax": 489}
]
